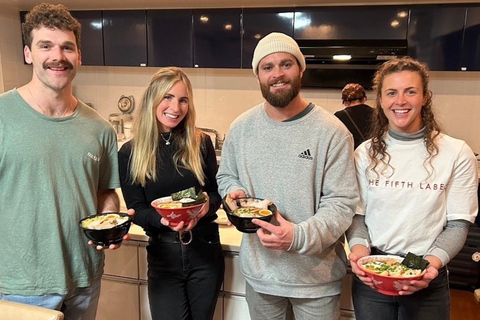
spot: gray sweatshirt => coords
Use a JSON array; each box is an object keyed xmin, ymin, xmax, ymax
[{"xmin": 217, "ymin": 103, "xmax": 358, "ymax": 298}]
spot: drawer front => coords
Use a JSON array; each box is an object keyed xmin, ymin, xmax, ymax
[
  {"xmin": 138, "ymin": 243, "xmax": 148, "ymax": 281},
  {"xmin": 104, "ymin": 243, "xmax": 139, "ymax": 279}
]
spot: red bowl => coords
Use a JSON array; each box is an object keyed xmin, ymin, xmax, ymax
[
  {"xmin": 151, "ymin": 197, "xmax": 205, "ymax": 226},
  {"xmin": 357, "ymin": 255, "xmax": 426, "ymax": 296}
]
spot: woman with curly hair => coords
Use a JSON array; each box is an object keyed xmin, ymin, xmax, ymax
[
  {"xmin": 346, "ymin": 57, "xmax": 478, "ymax": 320},
  {"xmin": 119, "ymin": 67, "xmax": 224, "ymax": 320}
]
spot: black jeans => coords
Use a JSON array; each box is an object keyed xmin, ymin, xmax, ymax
[{"xmin": 147, "ymin": 223, "xmax": 225, "ymax": 320}]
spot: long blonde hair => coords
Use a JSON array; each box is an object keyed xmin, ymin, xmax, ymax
[
  {"xmin": 369, "ymin": 57, "xmax": 441, "ymax": 179},
  {"xmin": 129, "ymin": 67, "xmax": 205, "ymax": 187}
]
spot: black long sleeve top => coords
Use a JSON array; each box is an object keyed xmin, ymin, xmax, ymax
[
  {"xmin": 118, "ymin": 133, "xmax": 221, "ymax": 236},
  {"xmin": 334, "ymin": 104, "xmax": 374, "ymax": 149}
]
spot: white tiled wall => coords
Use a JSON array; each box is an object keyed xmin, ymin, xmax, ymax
[{"xmin": 1, "ymin": 6, "xmax": 480, "ymax": 154}]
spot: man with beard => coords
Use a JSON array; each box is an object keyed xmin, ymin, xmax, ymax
[
  {"xmin": 217, "ymin": 32, "xmax": 359, "ymax": 320},
  {"xmin": 0, "ymin": 3, "xmax": 130, "ymax": 319}
]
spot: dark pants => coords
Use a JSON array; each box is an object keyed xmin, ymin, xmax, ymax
[
  {"xmin": 147, "ymin": 223, "xmax": 225, "ymax": 320},
  {"xmin": 352, "ymin": 266, "xmax": 450, "ymax": 320}
]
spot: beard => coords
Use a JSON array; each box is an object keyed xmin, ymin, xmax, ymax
[{"xmin": 260, "ymin": 75, "xmax": 301, "ymax": 108}]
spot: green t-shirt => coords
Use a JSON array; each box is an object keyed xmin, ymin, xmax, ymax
[{"xmin": 0, "ymin": 89, "xmax": 120, "ymax": 295}]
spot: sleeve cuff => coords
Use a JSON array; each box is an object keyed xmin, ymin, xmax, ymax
[{"xmin": 425, "ymin": 247, "xmax": 450, "ymax": 267}]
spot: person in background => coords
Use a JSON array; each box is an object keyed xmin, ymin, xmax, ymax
[
  {"xmin": 0, "ymin": 3, "xmax": 131, "ymax": 319},
  {"xmin": 118, "ymin": 67, "xmax": 224, "ymax": 320},
  {"xmin": 216, "ymin": 32, "xmax": 358, "ymax": 320},
  {"xmin": 334, "ymin": 83, "xmax": 374, "ymax": 149},
  {"xmin": 346, "ymin": 57, "xmax": 478, "ymax": 320}
]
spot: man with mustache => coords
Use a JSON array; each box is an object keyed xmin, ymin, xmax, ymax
[
  {"xmin": 217, "ymin": 32, "xmax": 359, "ymax": 320},
  {"xmin": 0, "ymin": 3, "xmax": 129, "ymax": 319}
]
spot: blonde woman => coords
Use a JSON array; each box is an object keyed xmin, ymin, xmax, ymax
[{"xmin": 119, "ymin": 67, "xmax": 224, "ymax": 320}]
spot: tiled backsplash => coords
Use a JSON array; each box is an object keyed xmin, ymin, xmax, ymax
[{"xmin": 71, "ymin": 66, "xmax": 480, "ymax": 154}]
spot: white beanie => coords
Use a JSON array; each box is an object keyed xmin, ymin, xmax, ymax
[{"xmin": 251, "ymin": 32, "xmax": 306, "ymax": 75}]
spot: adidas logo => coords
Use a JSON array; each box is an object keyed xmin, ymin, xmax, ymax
[{"xmin": 298, "ymin": 149, "xmax": 313, "ymax": 160}]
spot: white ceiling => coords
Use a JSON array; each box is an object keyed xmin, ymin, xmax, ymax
[{"xmin": 2, "ymin": 0, "xmax": 480, "ymax": 11}]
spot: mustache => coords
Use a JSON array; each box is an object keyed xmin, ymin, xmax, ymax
[{"xmin": 43, "ymin": 61, "xmax": 74, "ymax": 69}]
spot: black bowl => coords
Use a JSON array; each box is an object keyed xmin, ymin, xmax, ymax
[
  {"xmin": 79, "ymin": 212, "xmax": 132, "ymax": 247},
  {"xmin": 222, "ymin": 196, "xmax": 276, "ymax": 233}
]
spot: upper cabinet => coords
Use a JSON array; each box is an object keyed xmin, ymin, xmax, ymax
[
  {"xmin": 18, "ymin": 5, "xmax": 480, "ymax": 72},
  {"xmin": 71, "ymin": 11, "xmax": 104, "ymax": 66},
  {"xmin": 293, "ymin": 6, "xmax": 408, "ymax": 40},
  {"xmin": 193, "ymin": 9, "xmax": 242, "ymax": 68},
  {"xmin": 461, "ymin": 6, "xmax": 480, "ymax": 71},
  {"xmin": 103, "ymin": 10, "xmax": 147, "ymax": 67},
  {"xmin": 242, "ymin": 8, "xmax": 294, "ymax": 69},
  {"xmin": 147, "ymin": 10, "xmax": 193, "ymax": 68},
  {"xmin": 408, "ymin": 5, "xmax": 466, "ymax": 71}
]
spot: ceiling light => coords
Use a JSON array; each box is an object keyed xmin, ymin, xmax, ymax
[{"xmin": 333, "ymin": 55, "xmax": 352, "ymax": 61}]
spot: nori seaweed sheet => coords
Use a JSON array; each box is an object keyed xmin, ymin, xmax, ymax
[
  {"xmin": 401, "ymin": 252, "xmax": 430, "ymax": 270},
  {"xmin": 171, "ymin": 187, "xmax": 207, "ymax": 207}
]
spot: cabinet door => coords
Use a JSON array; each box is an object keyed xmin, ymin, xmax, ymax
[
  {"xmin": 103, "ymin": 10, "xmax": 147, "ymax": 66},
  {"xmin": 140, "ymin": 283, "xmax": 152, "ymax": 320},
  {"xmin": 294, "ymin": 6, "xmax": 408, "ymax": 40},
  {"xmin": 339, "ymin": 272, "xmax": 354, "ymax": 313},
  {"xmin": 242, "ymin": 8, "xmax": 294, "ymax": 69},
  {"xmin": 97, "ymin": 278, "xmax": 140, "ymax": 320},
  {"xmin": 461, "ymin": 6, "xmax": 480, "ymax": 71},
  {"xmin": 224, "ymin": 253, "xmax": 246, "ymax": 295},
  {"xmin": 193, "ymin": 9, "xmax": 241, "ymax": 68},
  {"xmin": 223, "ymin": 295, "xmax": 250, "ymax": 320},
  {"xmin": 71, "ymin": 11, "xmax": 104, "ymax": 66},
  {"xmin": 147, "ymin": 10, "xmax": 193, "ymax": 67},
  {"xmin": 408, "ymin": 5, "xmax": 466, "ymax": 71},
  {"xmin": 213, "ymin": 296, "xmax": 223, "ymax": 320}
]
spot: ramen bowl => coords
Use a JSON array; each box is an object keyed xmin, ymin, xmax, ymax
[
  {"xmin": 151, "ymin": 196, "xmax": 206, "ymax": 226},
  {"xmin": 222, "ymin": 196, "xmax": 276, "ymax": 233},
  {"xmin": 357, "ymin": 255, "xmax": 427, "ymax": 296},
  {"xmin": 79, "ymin": 212, "xmax": 132, "ymax": 247}
]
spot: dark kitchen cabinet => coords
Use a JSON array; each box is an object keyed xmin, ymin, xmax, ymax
[
  {"xmin": 461, "ymin": 6, "xmax": 480, "ymax": 71},
  {"xmin": 408, "ymin": 5, "xmax": 466, "ymax": 71},
  {"xmin": 294, "ymin": 6, "xmax": 409, "ymax": 40},
  {"xmin": 147, "ymin": 10, "xmax": 193, "ymax": 67},
  {"xmin": 193, "ymin": 9, "xmax": 241, "ymax": 68},
  {"xmin": 242, "ymin": 8, "xmax": 294, "ymax": 69},
  {"xmin": 103, "ymin": 10, "xmax": 147, "ymax": 67},
  {"xmin": 71, "ymin": 11, "xmax": 104, "ymax": 66}
]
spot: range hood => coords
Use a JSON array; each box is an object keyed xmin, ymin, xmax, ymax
[{"xmin": 297, "ymin": 39, "xmax": 408, "ymax": 89}]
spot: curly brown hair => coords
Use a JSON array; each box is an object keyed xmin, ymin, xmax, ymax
[
  {"xmin": 22, "ymin": 3, "xmax": 81, "ymax": 49},
  {"xmin": 342, "ymin": 83, "xmax": 366, "ymax": 103},
  {"xmin": 368, "ymin": 57, "xmax": 441, "ymax": 179}
]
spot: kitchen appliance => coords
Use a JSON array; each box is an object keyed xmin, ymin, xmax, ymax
[
  {"xmin": 294, "ymin": 6, "xmax": 409, "ymax": 89},
  {"xmin": 109, "ymin": 95, "xmax": 134, "ymax": 141},
  {"xmin": 298, "ymin": 39, "xmax": 408, "ymax": 89}
]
